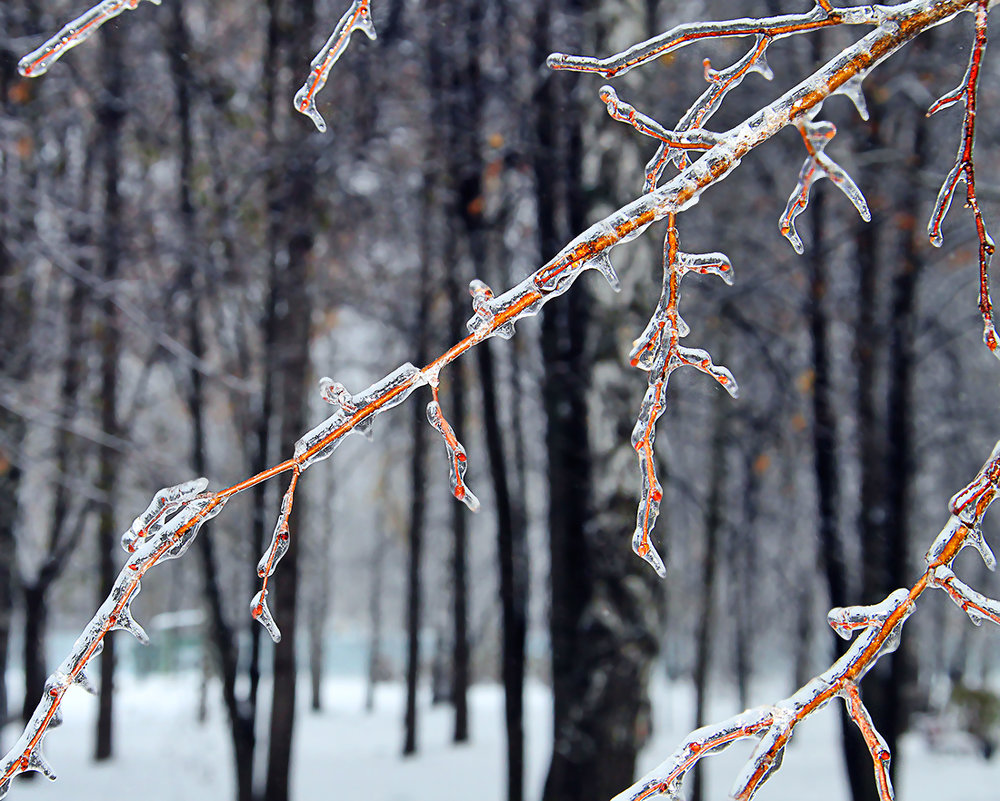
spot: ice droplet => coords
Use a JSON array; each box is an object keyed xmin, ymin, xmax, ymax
[{"xmin": 250, "ymin": 590, "xmax": 281, "ymax": 643}]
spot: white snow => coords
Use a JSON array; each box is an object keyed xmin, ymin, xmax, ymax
[{"xmin": 3, "ymin": 671, "xmax": 999, "ymax": 801}]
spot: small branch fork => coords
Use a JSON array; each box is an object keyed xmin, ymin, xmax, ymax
[{"xmin": 4, "ymin": 0, "xmax": 997, "ymax": 798}]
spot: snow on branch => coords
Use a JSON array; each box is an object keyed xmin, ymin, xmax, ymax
[
  {"xmin": 4, "ymin": 0, "xmax": 999, "ymax": 798},
  {"xmin": 18, "ymin": 0, "xmax": 161, "ymax": 77}
]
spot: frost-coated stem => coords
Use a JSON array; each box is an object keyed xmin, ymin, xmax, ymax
[{"xmin": 3, "ymin": 1, "xmax": 995, "ymax": 798}]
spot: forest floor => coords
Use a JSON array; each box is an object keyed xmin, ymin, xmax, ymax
[{"xmin": 2, "ymin": 668, "xmax": 997, "ymax": 800}]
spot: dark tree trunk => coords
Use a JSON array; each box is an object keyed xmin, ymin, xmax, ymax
[
  {"xmin": 95, "ymin": 18, "xmax": 126, "ymax": 763},
  {"xmin": 691, "ymin": 389, "xmax": 729, "ymax": 801},
  {"xmin": 538, "ymin": 2, "xmax": 655, "ymax": 799},
  {"xmin": 449, "ymin": 345, "xmax": 470, "ymax": 744},
  {"xmin": 20, "ymin": 586, "xmax": 46, "ymax": 727},
  {"xmin": 534, "ymin": 3, "xmax": 592, "ymax": 768},
  {"xmin": 878, "ymin": 99, "xmax": 926, "ymax": 773},
  {"xmin": 478, "ymin": 339, "xmax": 526, "ymax": 801},
  {"xmin": 166, "ymin": 4, "xmax": 257, "ymax": 798},
  {"xmin": 403, "ymin": 233, "xmax": 431, "ymax": 756},
  {"xmin": 262, "ymin": 0, "xmax": 318, "ymax": 796}
]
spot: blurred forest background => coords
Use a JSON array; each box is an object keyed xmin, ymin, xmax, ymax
[{"xmin": 2, "ymin": 1, "xmax": 1000, "ymax": 800}]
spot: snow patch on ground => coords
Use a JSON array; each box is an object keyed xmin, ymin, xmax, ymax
[{"xmin": 2, "ymin": 672, "xmax": 998, "ymax": 800}]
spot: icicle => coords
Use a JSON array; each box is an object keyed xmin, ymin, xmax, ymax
[
  {"xmin": 18, "ymin": 0, "xmax": 160, "ymax": 78},
  {"xmin": 426, "ymin": 401, "xmax": 481, "ymax": 512},
  {"xmin": 294, "ymin": 0, "xmax": 377, "ymax": 132},
  {"xmin": 833, "ymin": 75, "xmax": 870, "ymax": 121},
  {"xmin": 109, "ymin": 609, "xmax": 149, "ymax": 646},
  {"xmin": 630, "ymin": 378, "xmax": 668, "ymax": 577},
  {"xmin": 468, "ymin": 279, "xmax": 515, "ymax": 340},
  {"xmin": 25, "ymin": 749, "xmax": 56, "ymax": 782},
  {"xmin": 73, "ymin": 669, "xmax": 97, "ymax": 695},
  {"xmin": 252, "ymin": 467, "xmax": 301, "ymax": 642},
  {"xmin": 534, "ymin": 223, "xmax": 623, "ymax": 297}
]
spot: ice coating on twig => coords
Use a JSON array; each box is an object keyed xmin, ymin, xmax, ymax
[
  {"xmin": 828, "ymin": 590, "xmax": 913, "ymax": 641},
  {"xmin": 427, "ymin": 400, "xmax": 481, "ymax": 512},
  {"xmin": 780, "ymin": 117, "xmax": 870, "ymax": 254},
  {"xmin": 628, "ymin": 229, "xmax": 738, "ymax": 577},
  {"xmin": 925, "ymin": 440, "xmax": 1000, "ymax": 569},
  {"xmin": 841, "ymin": 683, "xmax": 894, "ymax": 801},
  {"xmin": 930, "ymin": 566, "xmax": 1000, "ymax": 626},
  {"xmin": 926, "ymin": 0, "xmax": 1000, "ymax": 356},
  {"xmin": 120, "ymin": 477, "xmax": 209, "ymax": 553},
  {"xmin": 615, "ymin": 589, "xmax": 912, "ymax": 801},
  {"xmin": 545, "ymin": 4, "xmax": 885, "ymax": 78},
  {"xmin": 18, "ymin": 0, "xmax": 160, "ymax": 78},
  {"xmin": 1, "ymin": 482, "xmax": 224, "ymax": 798},
  {"xmin": 250, "ymin": 364, "xmax": 428, "ymax": 641},
  {"xmin": 293, "ymin": 0, "xmax": 377, "ymax": 133},
  {"xmin": 295, "ymin": 364, "xmax": 424, "ymax": 469},
  {"xmin": 8, "ymin": 3, "xmax": 1000, "ymax": 798}
]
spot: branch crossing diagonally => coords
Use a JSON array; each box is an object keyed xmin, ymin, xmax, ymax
[{"xmin": 2, "ymin": 1, "xmax": 999, "ymax": 799}]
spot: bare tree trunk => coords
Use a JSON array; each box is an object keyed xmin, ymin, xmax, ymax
[
  {"xmin": 691, "ymin": 381, "xmax": 729, "ymax": 801},
  {"xmin": 478, "ymin": 339, "xmax": 526, "ymax": 800},
  {"xmin": 166, "ymin": 4, "xmax": 258, "ymax": 798},
  {"xmin": 94, "ymin": 18, "xmax": 126, "ymax": 763},
  {"xmin": 403, "ymin": 224, "xmax": 431, "ymax": 756},
  {"xmin": 537, "ymin": 3, "xmax": 657, "ymax": 799},
  {"xmin": 261, "ymin": 0, "xmax": 318, "ymax": 795}
]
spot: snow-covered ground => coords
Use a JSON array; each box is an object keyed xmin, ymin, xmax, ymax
[{"xmin": 3, "ymin": 672, "xmax": 998, "ymax": 800}]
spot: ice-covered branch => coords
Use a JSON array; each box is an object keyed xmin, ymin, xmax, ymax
[
  {"xmin": 546, "ymin": 3, "xmax": 886, "ymax": 78},
  {"xmin": 6, "ymin": 1, "xmax": 998, "ymax": 797},
  {"xmin": 926, "ymin": 0, "xmax": 999, "ymax": 356},
  {"xmin": 294, "ymin": 0, "xmax": 377, "ymax": 133},
  {"xmin": 1, "ymin": 479, "xmax": 226, "ymax": 796},
  {"xmin": 617, "ymin": 590, "xmax": 914, "ymax": 801},
  {"xmin": 18, "ymin": 0, "xmax": 160, "ymax": 77},
  {"xmin": 617, "ymin": 434, "xmax": 1000, "ymax": 801},
  {"xmin": 628, "ymin": 227, "xmax": 737, "ymax": 576}
]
